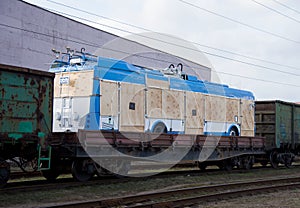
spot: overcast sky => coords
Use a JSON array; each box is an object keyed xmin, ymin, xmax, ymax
[{"xmin": 25, "ymin": 0, "xmax": 300, "ymax": 102}]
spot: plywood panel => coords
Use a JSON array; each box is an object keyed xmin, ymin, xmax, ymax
[
  {"xmin": 54, "ymin": 70, "xmax": 94, "ymax": 97},
  {"xmin": 147, "ymin": 88, "xmax": 162, "ymax": 118},
  {"xmin": 226, "ymin": 98, "xmax": 239, "ymax": 122},
  {"xmin": 185, "ymin": 91, "xmax": 204, "ymax": 134},
  {"xmin": 242, "ymin": 130, "xmax": 255, "ymax": 136},
  {"xmin": 147, "ymin": 78, "xmax": 169, "ymax": 89},
  {"xmin": 119, "ymin": 126, "xmax": 145, "ymax": 132},
  {"xmin": 241, "ymin": 99, "xmax": 255, "ymax": 136},
  {"xmin": 100, "ymin": 80, "xmax": 118, "ymax": 116},
  {"xmin": 205, "ymin": 95, "xmax": 226, "ymax": 122},
  {"xmin": 120, "ymin": 83, "xmax": 145, "ymax": 132},
  {"xmin": 162, "ymin": 90, "xmax": 184, "ymax": 119}
]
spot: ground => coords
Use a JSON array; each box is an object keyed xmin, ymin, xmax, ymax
[{"xmin": 203, "ymin": 189, "xmax": 300, "ymax": 208}]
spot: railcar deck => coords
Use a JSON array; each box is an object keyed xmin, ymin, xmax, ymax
[{"xmin": 45, "ymin": 130, "xmax": 266, "ymax": 181}]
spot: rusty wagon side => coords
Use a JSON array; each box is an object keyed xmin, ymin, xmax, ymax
[
  {"xmin": 0, "ymin": 64, "xmax": 54, "ymax": 186},
  {"xmin": 255, "ymin": 100, "xmax": 300, "ymax": 167}
]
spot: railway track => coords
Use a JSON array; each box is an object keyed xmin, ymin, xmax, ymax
[
  {"xmin": 45, "ymin": 176, "xmax": 300, "ymax": 208},
  {"xmin": 2, "ymin": 169, "xmax": 203, "ymax": 194},
  {"xmin": 7, "ymin": 163, "xmax": 196, "ymax": 181},
  {"xmin": 3, "ymin": 165, "xmax": 297, "ymax": 194},
  {"xmin": 10, "ymin": 171, "xmax": 41, "ymax": 179}
]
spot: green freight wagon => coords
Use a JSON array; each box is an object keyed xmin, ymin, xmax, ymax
[
  {"xmin": 0, "ymin": 64, "xmax": 54, "ymax": 187},
  {"xmin": 255, "ymin": 100, "xmax": 300, "ymax": 168}
]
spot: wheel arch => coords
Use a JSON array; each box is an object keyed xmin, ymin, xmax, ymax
[
  {"xmin": 151, "ymin": 120, "xmax": 168, "ymax": 133},
  {"xmin": 228, "ymin": 124, "xmax": 240, "ymax": 136}
]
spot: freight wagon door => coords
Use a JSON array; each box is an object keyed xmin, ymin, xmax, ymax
[
  {"xmin": 276, "ymin": 103, "xmax": 293, "ymax": 148},
  {"xmin": 293, "ymin": 105, "xmax": 300, "ymax": 149}
]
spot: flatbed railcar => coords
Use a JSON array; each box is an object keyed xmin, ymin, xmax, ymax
[
  {"xmin": 42, "ymin": 130, "xmax": 266, "ymax": 181},
  {"xmin": 0, "ymin": 64, "xmax": 54, "ymax": 186},
  {"xmin": 41, "ymin": 48, "xmax": 265, "ymax": 181}
]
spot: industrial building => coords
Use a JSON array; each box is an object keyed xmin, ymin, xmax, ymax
[{"xmin": 0, "ymin": 0, "xmax": 211, "ymax": 81}]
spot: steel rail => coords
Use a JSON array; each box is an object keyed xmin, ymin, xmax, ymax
[
  {"xmin": 1, "ymin": 169, "xmax": 206, "ymax": 193},
  {"xmin": 45, "ymin": 176, "xmax": 300, "ymax": 208},
  {"xmin": 3, "ymin": 165, "xmax": 298, "ymax": 194},
  {"xmin": 9, "ymin": 171, "xmax": 42, "ymax": 179},
  {"xmin": 135, "ymin": 182, "xmax": 300, "ymax": 208}
]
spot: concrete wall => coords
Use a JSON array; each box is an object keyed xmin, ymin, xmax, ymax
[{"xmin": 0, "ymin": 0, "xmax": 211, "ymax": 81}]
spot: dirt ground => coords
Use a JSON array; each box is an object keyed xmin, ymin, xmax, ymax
[{"xmin": 202, "ymin": 189, "xmax": 300, "ymax": 208}]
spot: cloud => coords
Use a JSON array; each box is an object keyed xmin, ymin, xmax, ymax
[{"xmin": 24, "ymin": 0, "xmax": 300, "ymax": 101}]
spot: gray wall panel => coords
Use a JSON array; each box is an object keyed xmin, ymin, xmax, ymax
[{"xmin": 0, "ymin": 0, "xmax": 211, "ymax": 81}]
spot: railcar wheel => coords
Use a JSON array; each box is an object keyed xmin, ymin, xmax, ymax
[
  {"xmin": 244, "ymin": 157, "xmax": 253, "ymax": 170},
  {"xmin": 224, "ymin": 164, "xmax": 233, "ymax": 171},
  {"xmin": 217, "ymin": 164, "xmax": 224, "ymax": 170},
  {"xmin": 197, "ymin": 162, "xmax": 207, "ymax": 171},
  {"xmin": 284, "ymin": 155, "xmax": 293, "ymax": 168},
  {"xmin": 284, "ymin": 160, "xmax": 293, "ymax": 168},
  {"xmin": 42, "ymin": 169, "xmax": 60, "ymax": 182},
  {"xmin": 41, "ymin": 158, "xmax": 62, "ymax": 182},
  {"xmin": 223, "ymin": 159, "xmax": 234, "ymax": 171},
  {"xmin": 270, "ymin": 151, "xmax": 279, "ymax": 168},
  {"xmin": 239, "ymin": 156, "xmax": 254, "ymax": 170},
  {"xmin": 41, "ymin": 159, "xmax": 62, "ymax": 181},
  {"xmin": 71, "ymin": 159, "xmax": 95, "ymax": 182},
  {"xmin": 0, "ymin": 160, "xmax": 10, "ymax": 188},
  {"xmin": 260, "ymin": 161, "xmax": 268, "ymax": 167}
]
